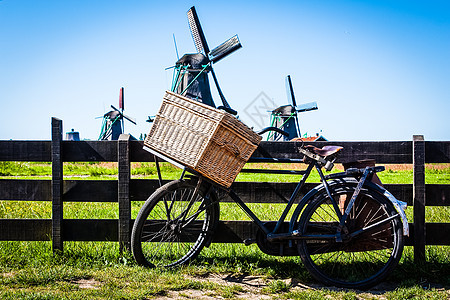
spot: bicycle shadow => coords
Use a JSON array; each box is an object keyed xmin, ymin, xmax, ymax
[{"xmin": 195, "ymin": 254, "xmax": 450, "ymax": 293}]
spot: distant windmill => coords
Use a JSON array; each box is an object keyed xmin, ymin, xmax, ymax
[
  {"xmin": 172, "ymin": 6, "xmax": 242, "ymax": 114},
  {"xmin": 268, "ymin": 75, "xmax": 318, "ymax": 141},
  {"xmin": 98, "ymin": 87, "xmax": 136, "ymax": 140}
]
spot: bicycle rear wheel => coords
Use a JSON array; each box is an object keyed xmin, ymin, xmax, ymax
[
  {"xmin": 297, "ymin": 182, "xmax": 404, "ymax": 290},
  {"xmin": 131, "ymin": 179, "xmax": 219, "ymax": 268}
]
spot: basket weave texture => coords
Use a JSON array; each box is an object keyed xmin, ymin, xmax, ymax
[{"xmin": 144, "ymin": 91, "xmax": 261, "ymax": 187}]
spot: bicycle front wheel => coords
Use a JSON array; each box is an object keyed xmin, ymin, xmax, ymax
[
  {"xmin": 297, "ymin": 182, "xmax": 404, "ymax": 290},
  {"xmin": 131, "ymin": 179, "xmax": 219, "ymax": 268}
]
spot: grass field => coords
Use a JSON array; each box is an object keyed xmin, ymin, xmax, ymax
[{"xmin": 0, "ymin": 161, "xmax": 449, "ymax": 299}]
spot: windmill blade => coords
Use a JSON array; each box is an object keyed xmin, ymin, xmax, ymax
[
  {"xmin": 187, "ymin": 6, "xmax": 210, "ymax": 54},
  {"xmin": 285, "ymin": 75, "xmax": 297, "ymax": 107},
  {"xmin": 123, "ymin": 114, "xmax": 137, "ymax": 125},
  {"xmin": 296, "ymin": 101, "xmax": 318, "ymax": 113},
  {"xmin": 209, "ymin": 35, "xmax": 242, "ymax": 63},
  {"xmin": 111, "ymin": 105, "xmax": 137, "ymax": 124},
  {"xmin": 173, "ymin": 33, "xmax": 180, "ymax": 60},
  {"xmin": 119, "ymin": 87, "xmax": 124, "ymax": 111},
  {"xmin": 210, "ymin": 68, "xmax": 237, "ymax": 115}
]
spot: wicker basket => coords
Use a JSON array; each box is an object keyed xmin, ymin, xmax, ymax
[{"xmin": 144, "ymin": 91, "xmax": 261, "ymax": 187}]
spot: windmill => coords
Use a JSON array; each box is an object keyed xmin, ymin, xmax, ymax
[
  {"xmin": 268, "ymin": 75, "xmax": 319, "ymax": 141},
  {"xmin": 171, "ymin": 6, "xmax": 242, "ymax": 114},
  {"xmin": 98, "ymin": 87, "xmax": 136, "ymax": 140}
]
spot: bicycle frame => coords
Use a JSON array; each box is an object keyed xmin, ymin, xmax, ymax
[
  {"xmin": 146, "ymin": 145, "xmax": 409, "ymax": 244},
  {"xmin": 226, "ymin": 159, "xmax": 349, "ymax": 242},
  {"xmin": 228, "ymin": 161, "xmax": 409, "ymax": 244},
  {"xmin": 227, "ymin": 162, "xmax": 315, "ymax": 236}
]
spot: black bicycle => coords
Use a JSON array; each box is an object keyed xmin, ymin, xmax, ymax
[{"xmin": 131, "ymin": 141, "xmax": 409, "ymax": 290}]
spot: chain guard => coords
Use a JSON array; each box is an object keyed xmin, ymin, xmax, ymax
[{"xmin": 255, "ymin": 222, "xmax": 299, "ymax": 256}]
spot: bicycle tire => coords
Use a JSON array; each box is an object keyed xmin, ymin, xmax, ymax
[
  {"xmin": 131, "ymin": 179, "xmax": 219, "ymax": 268},
  {"xmin": 297, "ymin": 181, "xmax": 404, "ymax": 290}
]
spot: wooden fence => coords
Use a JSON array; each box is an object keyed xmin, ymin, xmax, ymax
[{"xmin": 0, "ymin": 117, "xmax": 449, "ymax": 263}]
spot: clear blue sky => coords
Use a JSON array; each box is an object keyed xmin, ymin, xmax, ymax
[{"xmin": 1, "ymin": 0, "xmax": 449, "ymax": 141}]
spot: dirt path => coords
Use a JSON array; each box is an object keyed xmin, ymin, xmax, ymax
[{"xmin": 153, "ymin": 273, "xmax": 450, "ymax": 299}]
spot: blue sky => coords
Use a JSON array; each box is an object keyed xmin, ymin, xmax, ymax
[{"xmin": 1, "ymin": 0, "xmax": 449, "ymax": 141}]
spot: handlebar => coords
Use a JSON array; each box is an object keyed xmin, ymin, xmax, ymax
[{"xmin": 257, "ymin": 127, "xmax": 289, "ymax": 137}]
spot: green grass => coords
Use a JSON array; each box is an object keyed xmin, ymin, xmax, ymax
[
  {"xmin": 0, "ymin": 240, "xmax": 449, "ymax": 299},
  {"xmin": 0, "ymin": 161, "xmax": 449, "ymax": 298}
]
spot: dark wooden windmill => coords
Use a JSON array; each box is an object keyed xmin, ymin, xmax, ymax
[
  {"xmin": 268, "ymin": 75, "xmax": 319, "ymax": 141},
  {"xmin": 171, "ymin": 6, "xmax": 242, "ymax": 115},
  {"xmin": 98, "ymin": 87, "xmax": 136, "ymax": 140}
]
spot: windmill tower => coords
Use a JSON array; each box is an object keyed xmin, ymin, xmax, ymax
[
  {"xmin": 269, "ymin": 75, "xmax": 318, "ymax": 141},
  {"xmin": 172, "ymin": 6, "xmax": 242, "ymax": 114},
  {"xmin": 98, "ymin": 87, "xmax": 136, "ymax": 140}
]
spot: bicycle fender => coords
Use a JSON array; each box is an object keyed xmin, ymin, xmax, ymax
[
  {"xmin": 288, "ymin": 178, "xmax": 409, "ymax": 236},
  {"xmin": 364, "ymin": 181, "xmax": 409, "ymax": 237}
]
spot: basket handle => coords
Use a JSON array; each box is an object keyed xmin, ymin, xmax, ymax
[{"xmin": 215, "ymin": 140, "xmax": 241, "ymax": 157}]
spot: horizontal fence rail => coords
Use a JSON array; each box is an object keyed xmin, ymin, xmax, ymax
[{"xmin": 1, "ymin": 118, "xmax": 450, "ymax": 262}]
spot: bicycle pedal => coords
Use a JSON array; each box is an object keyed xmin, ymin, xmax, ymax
[{"xmin": 243, "ymin": 238, "xmax": 256, "ymax": 246}]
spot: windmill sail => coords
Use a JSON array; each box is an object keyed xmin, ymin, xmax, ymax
[
  {"xmin": 285, "ymin": 75, "xmax": 296, "ymax": 107},
  {"xmin": 209, "ymin": 35, "xmax": 242, "ymax": 63},
  {"xmin": 296, "ymin": 101, "xmax": 318, "ymax": 113},
  {"xmin": 119, "ymin": 87, "xmax": 124, "ymax": 111},
  {"xmin": 187, "ymin": 6, "xmax": 210, "ymax": 54}
]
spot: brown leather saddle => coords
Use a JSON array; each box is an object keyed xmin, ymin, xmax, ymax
[{"xmin": 305, "ymin": 145, "xmax": 343, "ymax": 158}]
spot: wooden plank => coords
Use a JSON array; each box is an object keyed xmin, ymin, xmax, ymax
[
  {"xmin": 425, "ymin": 184, "xmax": 450, "ymax": 206},
  {"xmin": 130, "ymin": 179, "xmax": 169, "ymax": 201},
  {"xmin": 1, "ymin": 219, "xmax": 448, "ymax": 246},
  {"xmin": 128, "ymin": 141, "xmax": 413, "ymax": 164},
  {"xmin": 425, "ymin": 223, "xmax": 450, "ymax": 245},
  {"xmin": 52, "ymin": 118, "xmax": 64, "ymax": 252},
  {"xmin": 251, "ymin": 141, "xmax": 412, "ymax": 164},
  {"xmin": 366, "ymin": 184, "xmax": 450, "ymax": 208},
  {"xmin": 0, "ymin": 141, "xmax": 51, "ymax": 162},
  {"xmin": 384, "ymin": 184, "xmax": 413, "ymax": 206},
  {"xmin": 226, "ymin": 181, "xmax": 311, "ymax": 203},
  {"xmin": 0, "ymin": 219, "xmax": 118, "ymax": 242},
  {"xmin": 425, "ymin": 141, "xmax": 450, "ymax": 163},
  {"xmin": 118, "ymin": 134, "xmax": 131, "ymax": 250},
  {"xmin": 0, "ymin": 179, "xmax": 51, "ymax": 201},
  {"xmin": 4, "ymin": 178, "xmax": 447, "ymax": 208},
  {"xmin": 413, "ymin": 135, "xmax": 426, "ymax": 263},
  {"xmin": 63, "ymin": 219, "xmax": 118, "ymax": 241},
  {"xmin": 0, "ymin": 219, "xmax": 51, "ymax": 241},
  {"xmin": 221, "ymin": 182, "xmax": 412, "ymax": 205},
  {"xmin": 3, "ymin": 179, "xmax": 448, "ymax": 207},
  {"xmin": 0, "ymin": 140, "xmax": 444, "ymax": 165},
  {"xmin": 131, "ymin": 180, "xmax": 313, "ymax": 204},
  {"xmin": 62, "ymin": 140, "xmax": 117, "ymax": 162},
  {"xmin": 405, "ymin": 224, "xmax": 414, "ymax": 246},
  {"xmin": 331, "ymin": 141, "xmax": 412, "ymax": 164},
  {"xmin": 212, "ymin": 221, "xmax": 258, "ymax": 243},
  {"xmin": 130, "ymin": 140, "xmax": 156, "ymax": 162},
  {"xmin": 63, "ymin": 180, "xmax": 117, "ymax": 202}
]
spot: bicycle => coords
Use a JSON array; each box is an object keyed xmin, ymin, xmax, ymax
[{"xmin": 131, "ymin": 137, "xmax": 409, "ymax": 290}]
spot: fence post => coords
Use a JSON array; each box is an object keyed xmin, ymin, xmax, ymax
[
  {"xmin": 413, "ymin": 135, "xmax": 426, "ymax": 263},
  {"xmin": 51, "ymin": 117, "xmax": 64, "ymax": 253},
  {"xmin": 118, "ymin": 134, "xmax": 131, "ymax": 251}
]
